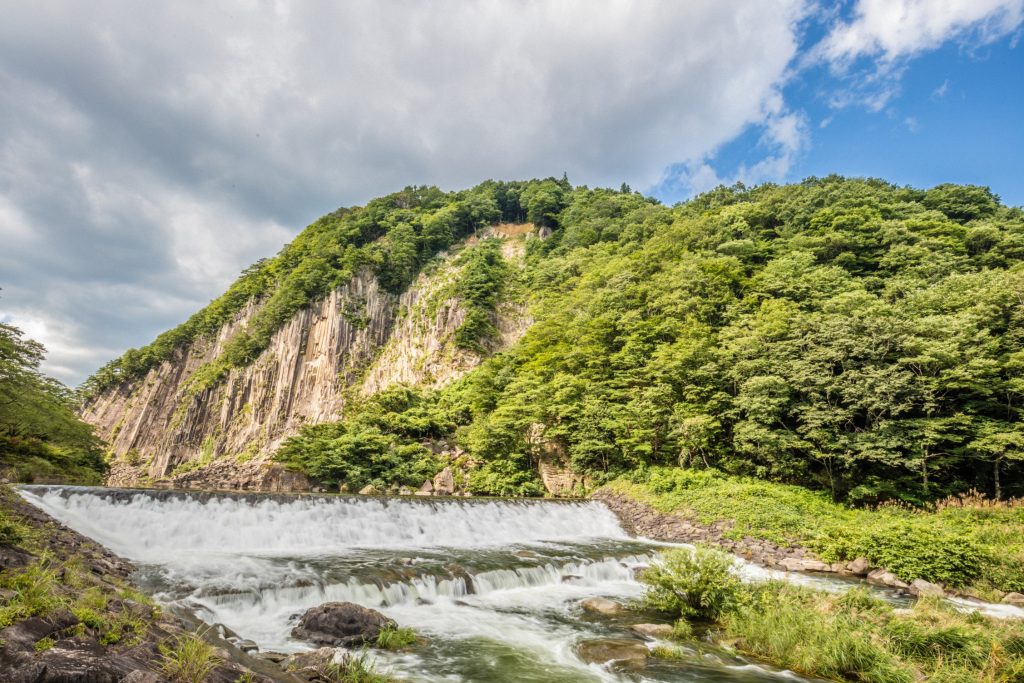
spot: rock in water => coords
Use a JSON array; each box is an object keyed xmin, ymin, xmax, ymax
[
  {"xmin": 291, "ymin": 602, "xmax": 396, "ymax": 646},
  {"xmin": 576, "ymin": 638, "xmax": 648, "ymax": 667},
  {"xmin": 848, "ymin": 557, "xmax": 871, "ymax": 575},
  {"xmin": 580, "ymin": 597, "xmax": 625, "ymax": 616},
  {"xmin": 866, "ymin": 568, "xmax": 909, "ymax": 589},
  {"xmin": 909, "ymin": 579, "xmax": 944, "ymax": 597},
  {"xmin": 433, "ymin": 467, "xmax": 455, "ymax": 495},
  {"xmin": 358, "ymin": 484, "xmax": 378, "ymax": 495},
  {"xmin": 630, "ymin": 623, "xmax": 674, "ymax": 638},
  {"xmin": 1001, "ymin": 592, "xmax": 1024, "ymax": 606}
]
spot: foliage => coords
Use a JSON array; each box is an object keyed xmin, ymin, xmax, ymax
[
  {"xmin": 316, "ymin": 650, "xmax": 394, "ymax": 683},
  {"xmin": 375, "ymin": 625, "xmax": 417, "ymax": 650},
  {"xmin": 721, "ymin": 582, "xmax": 1024, "ymax": 682},
  {"xmin": 613, "ymin": 467, "xmax": 1024, "ymax": 592},
  {"xmin": 81, "ymin": 179, "xmax": 558, "ymax": 399},
  {"xmin": 452, "ymin": 238, "xmax": 511, "ymax": 352},
  {"xmin": 276, "ymin": 386, "xmax": 446, "ymax": 490},
  {"xmin": 640, "ymin": 547, "xmax": 742, "ymax": 621},
  {"xmin": 96, "ymin": 176, "xmax": 1024, "ymax": 506},
  {"xmin": 156, "ymin": 629, "xmax": 222, "ymax": 683},
  {"xmin": 0, "ymin": 321, "xmax": 106, "ymax": 484}
]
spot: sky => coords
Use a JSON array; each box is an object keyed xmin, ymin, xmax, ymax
[{"xmin": 1, "ymin": 0, "xmax": 1023, "ymax": 386}]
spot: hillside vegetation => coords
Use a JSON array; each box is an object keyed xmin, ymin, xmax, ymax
[
  {"xmin": 0, "ymin": 321, "xmax": 105, "ymax": 484},
  {"xmin": 87, "ymin": 176, "xmax": 1024, "ymax": 505}
]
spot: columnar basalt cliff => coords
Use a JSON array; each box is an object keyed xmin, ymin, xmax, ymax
[{"xmin": 83, "ymin": 228, "xmax": 535, "ymax": 490}]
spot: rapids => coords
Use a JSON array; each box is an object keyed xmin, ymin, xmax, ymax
[{"xmin": 18, "ymin": 486, "xmax": 1018, "ymax": 682}]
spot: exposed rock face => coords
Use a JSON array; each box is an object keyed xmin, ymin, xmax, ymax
[
  {"xmin": 432, "ymin": 467, "xmax": 455, "ymax": 496},
  {"xmin": 529, "ymin": 423, "xmax": 592, "ymax": 496},
  {"xmin": 291, "ymin": 602, "xmax": 395, "ymax": 647},
  {"xmin": 83, "ymin": 230, "xmax": 535, "ymax": 489}
]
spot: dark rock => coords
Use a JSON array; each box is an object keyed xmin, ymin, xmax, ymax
[
  {"xmin": 236, "ymin": 639, "xmax": 260, "ymax": 653},
  {"xmin": 291, "ymin": 602, "xmax": 395, "ymax": 647}
]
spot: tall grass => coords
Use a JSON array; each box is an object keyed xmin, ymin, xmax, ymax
[
  {"xmin": 639, "ymin": 548, "xmax": 1024, "ymax": 682},
  {"xmin": 156, "ymin": 629, "xmax": 221, "ymax": 683}
]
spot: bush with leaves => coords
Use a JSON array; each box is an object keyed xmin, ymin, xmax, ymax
[{"xmin": 640, "ymin": 547, "xmax": 742, "ymax": 621}]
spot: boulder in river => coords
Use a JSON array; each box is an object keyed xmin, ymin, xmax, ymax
[
  {"xmin": 1002, "ymin": 592, "xmax": 1024, "ymax": 606},
  {"xmin": 576, "ymin": 638, "xmax": 648, "ymax": 667},
  {"xmin": 358, "ymin": 484, "xmax": 378, "ymax": 495},
  {"xmin": 779, "ymin": 557, "xmax": 829, "ymax": 572},
  {"xmin": 866, "ymin": 568, "xmax": 909, "ymax": 589},
  {"xmin": 291, "ymin": 602, "xmax": 396, "ymax": 646},
  {"xmin": 848, "ymin": 557, "xmax": 871, "ymax": 575},
  {"xmin": 580, "ymin": 597, "xmax": 626, "ymax": 616},
  {"xmin": 630, "ymin": 623, "xmax": 675, "ymax": 638},
  {"xmin": 909, "ymin": 579, "xmax": 945, "ymax": 597}
]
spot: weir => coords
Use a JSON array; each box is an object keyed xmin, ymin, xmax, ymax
[{"xmin": 19, "ymin": 485, "xmax": 628, "ymax": 559}]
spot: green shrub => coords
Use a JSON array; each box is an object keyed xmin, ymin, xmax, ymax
[
  {"xmin": 814, "ymin": 521, "xmax": 985, "ymax": 587},
  {"xmin": 640, "ymin": 547, "xmax": 742, "ymax": 621}
]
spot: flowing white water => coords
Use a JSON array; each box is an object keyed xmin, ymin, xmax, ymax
[{"xmin": 25, "ymin": 485, "xmax": 1018, "ymax": 682}]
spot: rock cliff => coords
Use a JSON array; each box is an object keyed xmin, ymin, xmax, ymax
[{"xmin": 83, "ymin": 226, "xmax": 535, "ymax": 490}]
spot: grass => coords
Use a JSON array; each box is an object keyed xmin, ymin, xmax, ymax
[
  {"xmin": 316, "ymin": 650, "xmax": 394, "ymax": 683},
  {"xmin": 639, "ymin": 546, "xmax": 1024, "ymax": 683},
  {"xmin": 156, "ymin": 629, "xmax": 222, "ymax": 683},
  {"xmin": 0, "ymin": 558, "xmax": 64, "ymax": 628},
  {"xmin": 375, "ymin": 625, "xmax": 417, "ymax": 650},
  {"xmin": 610, "ymin": 466, "xmax": 1024, "ymax": 592}
]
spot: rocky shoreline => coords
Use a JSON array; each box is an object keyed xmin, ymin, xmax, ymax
[
  {"xmin": 591, "ymin": 489, "xmax": 1024, "ymax": 607},
  {"xmin": 0, "ymin": 487, "xmax": 301, "ymax": 683}
]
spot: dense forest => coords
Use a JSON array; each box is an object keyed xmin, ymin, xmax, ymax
[
  {"xmin": 88, "ymin": 176, "xmax": 1024, "ymax": 504},
  {"xmin": 0, "ymin": 315, "xmax": 106, "ymax": 483}
]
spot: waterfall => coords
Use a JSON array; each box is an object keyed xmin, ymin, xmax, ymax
[{"xmin": 18, "ymin": 486, "xmax": 628, "ymax": 560}]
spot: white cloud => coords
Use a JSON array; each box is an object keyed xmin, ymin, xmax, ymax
[
  {"xmin": 818, "ymin": 0, "xmax": 1024, "ymax": 66},
  {"xmin": 0, "ymin": 0, "xmax": 811, "ymax": 383}
]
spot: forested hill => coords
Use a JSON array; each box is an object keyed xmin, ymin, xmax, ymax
[{"xmin": 87, "ymin": 177, "xmax": 1024, "ymax": 503}]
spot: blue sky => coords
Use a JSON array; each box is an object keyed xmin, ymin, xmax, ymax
[{"xmin": 1, "ymin": 0, "xmax": 1023, "ymax": 383}]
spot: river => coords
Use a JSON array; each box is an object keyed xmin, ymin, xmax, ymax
[{"xmin": 17, "ymin": 486, "xmax": 1016, "ymax": 682}]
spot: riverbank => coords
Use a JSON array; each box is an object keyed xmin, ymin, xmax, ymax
[
  {"xmin": 597, "ymin": 467, "xmax": 1024, "ymax": 603},
  {"xmin": 0, "ymin": 485, "xmax": 296, "ymax": 683}
]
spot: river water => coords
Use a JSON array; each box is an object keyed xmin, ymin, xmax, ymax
[{"xmin": 17, "ymin": 486, "xmax": 1017, "ymax": 682}]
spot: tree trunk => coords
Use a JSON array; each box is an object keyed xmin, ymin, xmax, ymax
[
  {"xmin": 994, "ymin": 457, "xmax": 1002, "ymax": 502},
  {"xmin": 921, "ymin": 447, "xmax": 929, "ymax": 494}
]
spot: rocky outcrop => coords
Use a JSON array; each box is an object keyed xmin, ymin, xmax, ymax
[
  {"xmin": 528, "ymin": 423, "xmax": 591, "ymax": 496},
  {"xmin": 84, "ymin": 229, "xmax": 536, "ymax": 489},
  {"xmin": 290, "ymin": 602, "xmax": 395, "ymax": 647}
]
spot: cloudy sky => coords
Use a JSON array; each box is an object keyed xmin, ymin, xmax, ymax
[{"xmin": 2, "ymin": 0, "xmax": 1023, "ymax": 385}]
